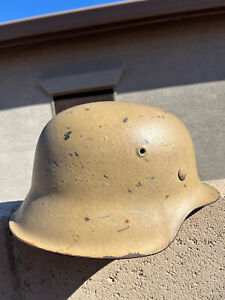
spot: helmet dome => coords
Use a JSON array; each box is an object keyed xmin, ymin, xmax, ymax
[{"xmin": 9, "ymin": 101, "xmax": 219, "ymax": 258}]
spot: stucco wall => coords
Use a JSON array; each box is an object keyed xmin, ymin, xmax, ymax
[
  {"xmin": 0, "ymin": 14, "xmax": 225, "ymax": 201},
  {"xmin": 0, "ymin": 105, "xmax": 52, "ymax": 201}
]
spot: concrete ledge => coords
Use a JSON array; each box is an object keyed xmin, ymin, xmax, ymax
[{"xmin": 0, "ymin": 180, "xmax": 224, "ymax": 299}]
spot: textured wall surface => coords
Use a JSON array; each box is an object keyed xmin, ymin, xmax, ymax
[
  {"xmin": 0, "ymin": 180, "xmax": 224, "ymax": 299},
  {"xmin": 0, "ymin": 105, "xmax": 52, "ymax": 201},
  {"xmin": 0, "ymin": 15, "xmax": 225, "ymax": 202}
]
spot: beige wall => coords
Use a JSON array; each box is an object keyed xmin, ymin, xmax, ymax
[
  {"xmin": 0, "ymin": 14, "xmax": 225, "ymax": 201},
  {"xmin": 0, "ymin": 105, "xmax": 52, "ymax": 201}
]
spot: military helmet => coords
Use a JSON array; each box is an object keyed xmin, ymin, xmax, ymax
[{"xmin": 9, "ymin": 101, "xmax": 219, "ymax": 258}]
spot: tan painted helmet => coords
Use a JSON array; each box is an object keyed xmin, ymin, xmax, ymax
[{"xmin": 9, "ymin": 101, "xmax": 219, "ymax": 259}]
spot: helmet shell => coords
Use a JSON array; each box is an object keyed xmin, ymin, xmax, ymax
[{"xmin": 9, "ymin": 101, "xmax": 219, "ymax": 258}]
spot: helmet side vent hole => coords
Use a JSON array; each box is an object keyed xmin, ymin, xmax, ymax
[
  {"xmin": 137, "ymin": 147, "xmax": 146, "ymax": 157},
  {"xmin": 178, "ymin": 168, "xmax": 186, "ymax": 181}
]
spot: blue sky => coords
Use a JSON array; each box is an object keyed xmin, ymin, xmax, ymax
[{"xmin": 0, "ymin": 0, "xmax": 127, "ymax": 23}]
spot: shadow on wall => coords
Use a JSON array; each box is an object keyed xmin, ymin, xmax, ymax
[
  {"xmin": 1, "ymin": 15, "xmax": 225, "ymax": 111},
  {"xmin": 0, "ymin": 201, "xmax": 111, "ymax": 300},
  {"xmin": 117, "ymin": 16, "xmax": 225, "ymax": 94}
]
